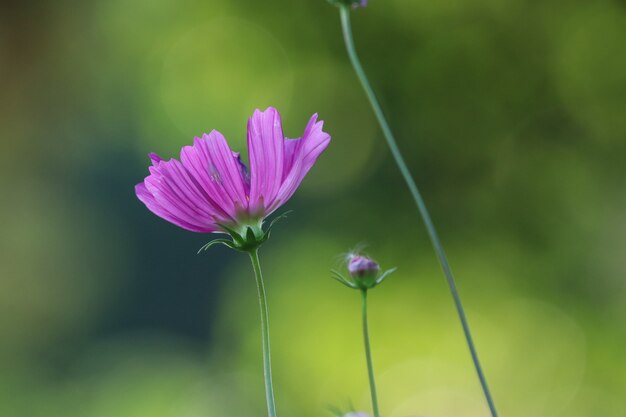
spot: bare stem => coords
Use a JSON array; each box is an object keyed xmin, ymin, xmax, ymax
[
  {"xmin": 361, "ymin": 289, "xmax": 381, "ymax": 417},
  {"xmin": 338, "ymin": 6, "xmax": 498, "ymax": 417},
  {"xmin": 248, "ymin": 249, "xmax": 277, "ymax": 417}
]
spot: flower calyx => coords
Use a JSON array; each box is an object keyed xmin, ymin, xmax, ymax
[{"xmin": 197, "ymin": 211, "xmax": 292, "ymax": 254}]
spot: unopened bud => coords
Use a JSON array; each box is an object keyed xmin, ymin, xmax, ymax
[
  {"xmin": 348, "ymin": 254, "xmax": 380, "ymax": 279},
  {"xmin": 332, "ymin": 251, "xmax": 395, "ymax": 290}
]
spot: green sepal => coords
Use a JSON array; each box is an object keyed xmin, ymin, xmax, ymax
[
  {"xmin": 262, "ymin": 210, "xmax": 293, "ymax": 241},
  {"xmin": 232, "ymin": 225, "xmax": 263, "ymax": 252},
  {"xmin": 372, "ymin": 267, "xmax": 397, "ymax": 288},
  {"xmin": 197, "ymin": 238, "xmax": 238, "ymax": 254},
  {"xmin": 331, "ymin": 269, "xmax": 358, "ymax": 289},
  {"xmin": 216, "ymin": 223, "xmax": 246, "ymax": 247},
  {"xmin": 246, "ymin": 226, "xmax": 256, "ymax": 242}
]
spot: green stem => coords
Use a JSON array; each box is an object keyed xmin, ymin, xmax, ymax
[
  {"xmin": 361, "ymin": 289, "xmax": 381, "ymax": 417},
  {"xmin": 338, "ymin": 6, "xmax": 499, "ymax": 417},
  {"xmin": 248, "ymin": 249, "xmax": 277, "ymax": 417}
]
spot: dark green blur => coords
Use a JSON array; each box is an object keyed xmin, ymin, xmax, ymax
[{"xmin": 1, "ymin": 1, "xmax": 625, "ymax": 416}]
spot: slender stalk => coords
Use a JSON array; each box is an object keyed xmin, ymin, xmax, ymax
[
  {"xmin": 361, "ymin": 289, "xmax": 380, "ymax": 417},
  {"xmin": 338, "ymin": 6, "xmax": 499, "ymax": 417},
  {"xmin": 248, "ymin": 249, "xmax": 277, "ymax": 417}
]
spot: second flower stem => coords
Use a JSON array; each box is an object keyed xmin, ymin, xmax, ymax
[
  {"xmin": 361, "ymin": 289, "xmax": 380, "ymax": 417},
  {"xmin": 248, "ymin": 248, "xmax": 277, "ymax": 417},
  {"xmin": 338, "ymin": 5, "xmax": 498, "ymax": 417}
]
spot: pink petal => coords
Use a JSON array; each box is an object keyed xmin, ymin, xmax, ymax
[
  {"xmin": 144, "ymin": 158, "xmax": 221, "ymax": 231},
  {"xmin": 180, "ymin": 131, "xmax": 248, "ymax": 221},
  {"xmin": 247, "ymin": 107, "xmax": 285, "ymax": 215},
  {"xmin": 135, "ymin": 182, "xmax": 216, "ymax": 233},
  {"xmin": 271, "ymin": 114, "xmax": 331, "ymax": 213},
  {"xmin": 203, "ymin": 130, "xmax": 249, "ymax": 212},
  {"xmin": 232, "ymin": 151, "xmax": 251, "ymax": 190},
  {"xmin": 149, "ymin": 153, "xmax": 162, "ymax": 165}
]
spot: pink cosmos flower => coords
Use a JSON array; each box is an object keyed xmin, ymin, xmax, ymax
[{"xmin": 135, "ymin": 107, "xmax": 330, "ymax": 242}]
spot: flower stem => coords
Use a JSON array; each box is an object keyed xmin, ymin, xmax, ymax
[
  {"xmin": 361, "ymin": 289, "xmax": 381, "ymax": 417},
  {"xmin": 248, "ymin": 248, "xmax": 277, "ymax": 417},
  {"xmin": 338, "ymin": 6, "xmax": 499, "ymax": 417}
]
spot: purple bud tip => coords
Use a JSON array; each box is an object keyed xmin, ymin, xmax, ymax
[
  {"xmin": 353, "ymin": 0, "xmax": 367, "ymax": 8},
  {"xmin": 347, "ymin": 254, "xmax": 380, "ymax": 278}
]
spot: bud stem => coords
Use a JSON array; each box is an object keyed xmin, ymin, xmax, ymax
[
  {"xmin": 361, "ymin": 289, "xmax": 380, "ymax": 417},
  {"xmin": 248, "ymin": 249, "xmax": 277, "ymax": 417},
  {"xmin": 338, "ymin": 5, "xmax": 498, "ymax": 417}
]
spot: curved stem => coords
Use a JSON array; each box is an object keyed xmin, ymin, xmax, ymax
[
  {"xmin": 338, "ymin": 6, "xmax": 499, "ymax": 417},
  {"xmin": 361, "ymin": 289, "xmax": 381, "ymax": 417},
  {"xmin": 248, "ymin": 249, "xmax": 277, "ymax": 417}
]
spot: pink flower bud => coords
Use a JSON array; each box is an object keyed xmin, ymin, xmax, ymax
[{"xmin": 348, "ymin": 254, "xmax": 380, "ymax": 279}]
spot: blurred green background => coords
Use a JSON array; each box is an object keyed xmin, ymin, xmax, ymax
[{"xmin": 1, "ymin": 0, "xmax": 625, "ymax": 416}]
